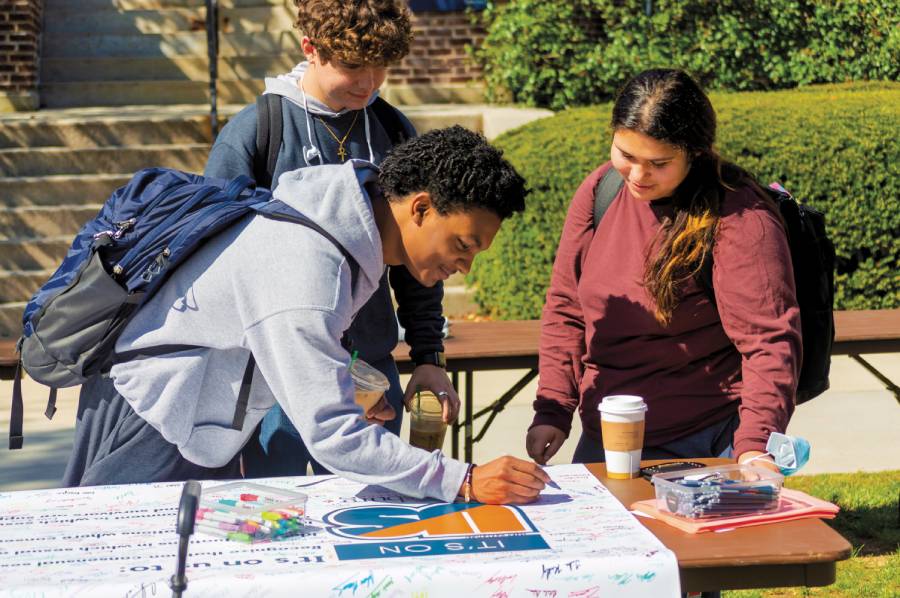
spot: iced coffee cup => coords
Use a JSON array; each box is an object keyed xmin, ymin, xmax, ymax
[
  {"xmin": 349, "ymin": 358, "xmax": 390, "ymax": 415},
  {"xmin": 599, "ymin": 395, "xmax": 647, "ymax": 479},
  {"xmin": 409, "ymin": 390, "xmax": 448, "ymax": 452}
]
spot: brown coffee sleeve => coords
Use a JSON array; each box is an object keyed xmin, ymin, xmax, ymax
[{"xmin": 600, "ymin": 419, "xmax": 645, "ymax": 452}]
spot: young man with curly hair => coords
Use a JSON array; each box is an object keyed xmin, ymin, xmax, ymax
[
  {"xmin": 64, "ymin": 127, "xmax": 548, "ymax": 505},
  {"xmin": 204, "ymin": 0, "xmax": 456, "ymax": 478}
]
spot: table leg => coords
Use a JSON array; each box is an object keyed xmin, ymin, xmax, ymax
[
  {"xmin": 472, "ymin": 369, "xmax": 538, "ymax": 443},
  {"xmin": 849, "ymin": 353, "xmax": 900, "ymax": 405},
  {"xmin": 451, "ymin": 369, "xmax": 538, "ymax": 463}
]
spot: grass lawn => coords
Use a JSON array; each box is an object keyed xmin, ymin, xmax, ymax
[{"xmin": 724, "ymin": 470, "xmax": 900, "ymax": 597}]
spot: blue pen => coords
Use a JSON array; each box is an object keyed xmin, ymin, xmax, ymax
[{"xmin": 540, "ymin": 468, "xmax": 561, "ymax": 489}]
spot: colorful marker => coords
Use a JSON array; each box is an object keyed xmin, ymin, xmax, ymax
[
  {"xmin": 195, "ymin": 525, "xmax": 230, "ymax": 539},
  {"xmin": 195, "ymin": 509, "xmax": 242, "ymax": 525},
  {"xmin": 196, "ymin": 520, "xmax": 240, "ymax": 533}
]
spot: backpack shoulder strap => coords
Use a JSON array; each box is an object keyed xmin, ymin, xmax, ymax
[
  {"xmin": 9, "ymin": 358, "xmax": 23, "ymax": 449},
  {"xmin": 695, "ymin": 185, "xmax": 789, "ymax": 308},
  {"xmin": 370, "ymin": 97, "xmax": 409, "ymax": 146},
  {"xmin": 254, "ymin": 94, "xmax": 283, "ymax": 189},
  {"xmin": 232, "ymin": 354, "xmax": 256, "ymax": 431},
  {"xmin": 253, "ymin": 200, "xmax": 357, "ymax": 273},
  {"xmin": 592, "ymin": 167, "xmax": 625, "ymax": 231},
  {"xmin": 697, "ymin": 184, "xmax": 795, "ymax": 308}
]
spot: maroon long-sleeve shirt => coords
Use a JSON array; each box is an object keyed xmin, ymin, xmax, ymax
[{"xmin": 532, "ymin": 163, "xmax": 802, "ymax": 456}]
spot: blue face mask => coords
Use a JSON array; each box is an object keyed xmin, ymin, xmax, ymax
[{"xmin": 765, "ymin": 432, "xmax": 811, "ymax": 476}]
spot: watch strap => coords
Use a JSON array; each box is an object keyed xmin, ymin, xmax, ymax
[{"xmin": 412, "ymin": 351, "xmax": 446, "ymax": 368}]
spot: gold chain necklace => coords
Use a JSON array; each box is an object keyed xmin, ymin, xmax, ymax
[{"xmin": 316, "ymin": 111, "xmax": 360, "ymax": 162}]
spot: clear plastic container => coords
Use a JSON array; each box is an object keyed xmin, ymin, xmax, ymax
[
  {"xmin": 350, "ymin": 357, "xmax": 390, "ymax": 412},
  {"xmin": 195, "ymin": 481, "xmax": 310, "ymax": 543},
  {"xmin": 409, "ymin": 390, "xmax": 447, "ymax": 451},
  {"xmin": 651, "ymin": 464, "xmax": 784, "ymax": 520}
]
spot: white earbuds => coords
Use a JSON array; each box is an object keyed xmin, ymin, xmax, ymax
[{"xmin": 305, "ymin": 146, "xmax": 320, "ymax": 162}]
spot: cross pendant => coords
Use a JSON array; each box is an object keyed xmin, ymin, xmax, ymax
[{"xmin": 338, "ymin": 146, "xmax": 347, "ymax": 161}]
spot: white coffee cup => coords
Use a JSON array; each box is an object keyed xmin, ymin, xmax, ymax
[{"xmin": 598, "ymin": 395, "xmax": 647, "ymax": 479}]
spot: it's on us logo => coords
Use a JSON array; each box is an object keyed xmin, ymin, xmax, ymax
[{"xmin": 324, "ymin": 502, "xmax": 549, "ymax": 561}]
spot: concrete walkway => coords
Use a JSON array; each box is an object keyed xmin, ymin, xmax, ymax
[{"xmin": 1, "ymin": 354, "xmax": 897, "ymax": 492}]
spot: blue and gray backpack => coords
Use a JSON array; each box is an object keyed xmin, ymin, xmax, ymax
[{"xmin": 10, "ymin": 167, "xmax": 353, "ymax": 449}]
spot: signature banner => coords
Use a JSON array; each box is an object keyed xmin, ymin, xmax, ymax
[{"xmin": 0, "ymin": 464, "xmax": 678, "ymax": 597}]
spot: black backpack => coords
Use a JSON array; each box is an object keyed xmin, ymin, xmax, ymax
[
  {"xmin": 252, "ymin": 94, "xmax": 410, "ymax": 189},
  {"xmin": 593, "ymin": 167, "xmax": 836, "ymax": 404}
]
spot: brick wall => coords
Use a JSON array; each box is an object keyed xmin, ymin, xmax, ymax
[
  {"xmin": 389, "ymin": 10, "xmax": 484, "ymax": 88},
  {"xmin": 0, "ymin": 0, "xmax": 42, "ymax": 96}
]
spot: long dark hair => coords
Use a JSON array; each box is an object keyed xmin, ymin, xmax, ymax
[{"xmin": 611, "ymin": 69, "xmax": 757, "ymax": 325}]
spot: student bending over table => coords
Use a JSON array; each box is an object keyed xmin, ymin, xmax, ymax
[
  {"xmin": 204, "ymin": 0, "xmax": 455, "ymax": 480},
  {"xmin": 527, "ymin": 69, "xmax": 801, "ymax": 473},
  {"xmin": 64, "ymin": 126, "xmax": 549, "ymax": 504}
]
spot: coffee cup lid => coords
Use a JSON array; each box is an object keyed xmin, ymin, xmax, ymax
[
  {"xmin": 598, "ymin": 394, "xmax": 647, "ymax": 413},
  {"xmin": 350, "ymin": 358, "xmax": 390, "ymax": 391}
]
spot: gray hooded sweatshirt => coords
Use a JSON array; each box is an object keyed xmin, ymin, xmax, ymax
[
  {"xmin": 204, "ymin": 63, "xmax": 444, "ymax": 363},
  {"xmin": 109, "ymin": 161, "xmax": 468, "ymax": 502}
]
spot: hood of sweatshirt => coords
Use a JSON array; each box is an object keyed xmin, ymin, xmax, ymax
[
  {"xmin": 272, "ymin": 159, "xmax": 385, "ymax": 298},
  {"xmin": 107, "ymin": 158, "xmax": 469, "ymax": 501},
  {"xmin": 264, "ymin": 61, "xmax": 380, "ymax": 117}
]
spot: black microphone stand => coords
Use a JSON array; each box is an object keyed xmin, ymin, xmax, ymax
[{"xmin": 170, "ymin": 480, "xmax": 202, "ymax": 598}]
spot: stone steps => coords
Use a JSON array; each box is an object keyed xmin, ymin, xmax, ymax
[
  {"xmin": 0, "ymin": 302, "xmax": 26, "ymax": 341},
  {"xmin": 0, "ymin": 113, "xmax": 210, "ymax": 148},
  {"xmin": 40, "ymin": 80, "xmax": 264, "ymax": 109},
  {"xmin": 45, "ymin": 0, "xmax": 283, "ymax": 9},
  {"xmin": 44, "ymin": 6, "xmax": 294, "ymax": 35},
  {"xmin": 43, "ymin": 7, "xmax": 208, "ymax": 35},
  {"xmin": 42, "ymin": 55, "xmax": 295, "ymax": 84},
  {"xmin": 0, "ymin": 270, "xmax": 57, "ymax": 306},
  {"xmin": 0, "ymin": 175, "xmax": 131, "ymax": 207},
  {"xmin": 42, "ymin": 31, "xmax": 299, "ymax": 60},
  {"xmin": 0, "ymin": 206, "xmax": 103, "ymax": 241},
  {"xmin": 39, "ymin": 0, "xmax": 296, "ymax": 108},
  {"xmin": 0, "ymin": 144, "xmax": 210, "ymax": 176},
  {"xmin": 0, "ymin": 238, "xmax": 73, "ymax": 271}
]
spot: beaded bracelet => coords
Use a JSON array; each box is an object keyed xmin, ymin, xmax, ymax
[{"xmin": 463, "ymin": 463, "xmax": 476, "ymax": 503}]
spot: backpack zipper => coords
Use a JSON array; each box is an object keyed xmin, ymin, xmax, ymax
[{"xmin": 93, "ymin": 217, "xmax": 137, "ymax": 242}]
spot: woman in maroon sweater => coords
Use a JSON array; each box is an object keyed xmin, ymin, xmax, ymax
[{"xmin": 527, "ymin": 69, "xmax": 801, "ymax": 472}]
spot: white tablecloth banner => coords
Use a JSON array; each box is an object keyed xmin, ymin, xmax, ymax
[{"xmin": 0, "ymin": 464, "xmax": 679, "ymax": 597}]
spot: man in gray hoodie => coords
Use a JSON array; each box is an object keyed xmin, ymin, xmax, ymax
[
  {"xmin": 63, "ymin": 126, "xmax": 548, "ymax": 504},
  {"xmin": 204, "ymin": 0, "xmax": 455, "ymax": 478}
]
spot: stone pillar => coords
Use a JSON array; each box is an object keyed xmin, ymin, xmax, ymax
[{"xmin": 0, "ymin": 0, "xmax": 43, "ymax": 112}]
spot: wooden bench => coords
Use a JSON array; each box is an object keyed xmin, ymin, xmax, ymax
[{"xmin": 3, "ymin": 310, "xmax": 898, "ymax": 461}]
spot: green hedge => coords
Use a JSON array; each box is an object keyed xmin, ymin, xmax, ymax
[
  {"xmin": 468, "ymin": 83, "xmax": 900, "ymax": 318},
  {"xmin": 474, "ymin": 0, "xmax": 900, "ymax": 110}
]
